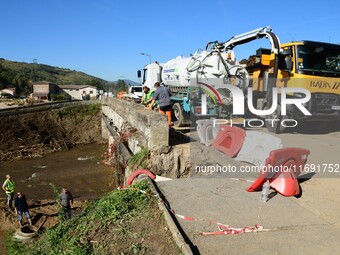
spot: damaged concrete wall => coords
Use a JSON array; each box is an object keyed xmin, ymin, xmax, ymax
[
  {"xmin": 101, "ymin": 97, "xmax": 190, "ymax": 182},
  {"xmin": 148, "ymin": 145, "xmax": 190, "ymax": 179},
  {"xmin": 101, "ymin": 97, "xmax": 169, "ymax": 154}
]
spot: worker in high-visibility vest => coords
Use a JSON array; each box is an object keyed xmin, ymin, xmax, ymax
[
  {"xmin": 2, "ymin": 174, "xmax": 15, "ymax": 212},
  {"xmin": 141, "ymin": 86, "xmax": 157, "ymax": 109}
]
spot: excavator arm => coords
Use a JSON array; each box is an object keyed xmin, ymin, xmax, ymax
[
  {"xmin": 224, "ymin": 26, "xmax": 281, "ymax": 102},
  {"xmin": 221, "ymin": 26, "xmax": 281, "ymax": 55},
  {"xmin": 205, "ymin": 26, "xmax": 282, "ymax": 108},
  {"xmin": 206, "ymin": 26, "xmax": 281, "ymax": 75}
]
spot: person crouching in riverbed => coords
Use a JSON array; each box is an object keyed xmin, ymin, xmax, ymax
[{"xmin": 14, "ymin": 192, "xmax": 32, "ymax": 228}]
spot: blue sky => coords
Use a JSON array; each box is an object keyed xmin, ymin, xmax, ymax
[{"xmin": 1, "ymin": 0, "xmax": 340, "ymax": 82}]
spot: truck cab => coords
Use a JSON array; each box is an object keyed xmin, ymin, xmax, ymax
[{"xmin": 137, "ymin": 62, "xmax": 163, "ymax": 90}]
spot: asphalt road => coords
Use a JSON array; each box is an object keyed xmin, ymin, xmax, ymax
[{"xmin": 158, "ymin": 125, "xmax": 340, "ymax": 254}]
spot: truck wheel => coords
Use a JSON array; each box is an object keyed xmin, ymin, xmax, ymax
[
  {"xmin": 265, "ymin": 105, "xmax": 286, "ymax": 134},
  {"xmin": 172, "ymin": 103, "xmax": 186, "ymax": 127}
]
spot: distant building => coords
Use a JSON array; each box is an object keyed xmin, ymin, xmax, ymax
[
  {"xmin": 32, "ymin": 81, "xmax": 60, "ymax": 100},
  {"xmin": 0, "ymin": 86, "xmax": 16, "ymax": 97},
  {"xmin": 58, "ymin": 85, "xmax": 98, "ymax": 100},
  {"xmin": 32, "ymin": 82, "xmax": 97, "ymax": 101}
]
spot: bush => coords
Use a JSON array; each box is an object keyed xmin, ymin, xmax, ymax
[{"xmin": 50, "ymin": 93, "xmax": 70, "ymax": 101}]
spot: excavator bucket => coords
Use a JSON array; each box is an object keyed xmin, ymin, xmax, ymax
[{"xmin": 246, "ymin": 147, "xmax": 310, "ymax": 197}]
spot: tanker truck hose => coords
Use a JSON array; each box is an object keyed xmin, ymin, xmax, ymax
[
  {"xmin": 187, "ymin": 50, "xmax": 231, "ymax": 78},
  {"xmin": 206, "ymin": 41, "xmax": 219, "ymax": 51},
  {"xmin": 216, "ymin": 50, "xmax": 231, "ymax": 77},
  {"xmin": 125, "ymin": 169, "xmax": 156, "ymax": 187},
  {"xmin": 189, "ymin": 51, "xmax": 215, "ymax": 73},
  {"xmin": 187, "ymin": 50, "xmax": 214, "ymax": 73},
  {"xmin": 187, "ymin": 58, "xmax": 202, "ymax": 73},
  {"xmin": 266, "ymin": 31, "xmax": 280, "ymax": 104},
  {"xmin": 267, "ymin": 31, "xmax": 280, "ymax": 79}
]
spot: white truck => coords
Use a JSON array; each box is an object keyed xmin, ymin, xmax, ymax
[{"xmin": 127, "ymin": 86, "xmax": 143, "ymax": 102}]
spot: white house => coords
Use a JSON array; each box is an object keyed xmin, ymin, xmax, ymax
[
  {"xmin": 58, "ymin": 85, "xmax": 98, "ymax": 100},
  {"xmin": 0, "ymin": 87, "xmax": 16, "ymax": 97}
]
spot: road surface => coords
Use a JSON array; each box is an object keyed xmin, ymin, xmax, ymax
[{"xmin": 159, "ymin": 125, "xmax": 340, "ymax": 254}]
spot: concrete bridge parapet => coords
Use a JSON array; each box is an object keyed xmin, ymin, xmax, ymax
[{"xmin": 101, "ymin": 97, "xmax": 169, "ymax": 154}]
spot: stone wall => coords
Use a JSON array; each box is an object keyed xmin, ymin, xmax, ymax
[
  {"xmin": 101, "ymin": 97, "xmax": 169, "ymax": 154},
  {"xmin": 101, "ymin": 97, "xmax": 190, "ymax": 182}
]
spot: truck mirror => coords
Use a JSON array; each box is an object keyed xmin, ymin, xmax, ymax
[
  {"xmin": 279, "ymin": 56, "xmax": 293, "ymax": 73},
  {"xmin": 278, "ymin": 48, "xmax": 293, "ymax": 73},
  {"xmin": 285, "ymin": 57, "xmax": 293, "ymax": 71},
  {"xmin": 137, "ymin": 70, "xmax": 141, "ymax": 78}
]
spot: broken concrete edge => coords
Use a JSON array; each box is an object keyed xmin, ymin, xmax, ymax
[
  {"xmin": 138, "ymin": 175, "xmax": 194, "ymax": 255},
  {"xmin": 102, "ymin": 98, "xmax": 169, "ymax": 148}
]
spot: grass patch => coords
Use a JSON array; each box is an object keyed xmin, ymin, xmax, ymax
[
  {"xmin": 5, "ymin": 180, "xmax": 178, "ymax": 255},
  {"xmin": 128, "ymin": 148, "xmax": 148, "ymax": 169},
  {"xmin": 57, "ymin": 103, "xmax": 101, "ymax": 118}
]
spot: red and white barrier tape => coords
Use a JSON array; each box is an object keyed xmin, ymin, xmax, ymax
[
  {"xmin": 230, "ymin": 178, "xmax": 254, "ymax": 183},
  {"xmin": 202, "ymin": 224, "xmax": 267, "ymax": 236},
  {"xmin": 122, "ymin": 170, "xmax": 266, "ymax": 236},
  {"xmin": 162, "ymin": 197, "xmax": 267, "ymax": 235}
]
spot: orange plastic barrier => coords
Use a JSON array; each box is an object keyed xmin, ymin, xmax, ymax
[
  {"xmin": 117, "ymin": 91, "xmax": 126, "ymax": 99},
  {"xmin": 211, "ymin": 125, "xmax": 246, "ymax": 158},
  {"xmin": 246, "ymin": 148, "xmax": 310, "ymax": 196}
]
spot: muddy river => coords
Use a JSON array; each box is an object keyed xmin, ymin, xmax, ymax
[
  {"xmin": 0, "ymin": 143, "xmax": 114, "ymax": 200},
  {"xmin": 0, "ymin": 143, "xmax": 114, "ymax": 253}
]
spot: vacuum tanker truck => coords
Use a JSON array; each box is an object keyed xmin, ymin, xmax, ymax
[
  {"xmin": 138, "ymin": 26, "xmax": 340, "ymax": 133},
  {"xmin": 138, "ymin": 27, "xmax": 269, "ymax": 126}
]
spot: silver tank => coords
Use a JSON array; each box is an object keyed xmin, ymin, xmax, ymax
[{"xmin": 161, "ymin": 50, "xmax": 248, "ymax": 90}]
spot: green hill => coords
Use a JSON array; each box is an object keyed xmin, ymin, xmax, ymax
[{"xmin": 0, "ymin": 58, "xmax": 107, "ymax": 95}]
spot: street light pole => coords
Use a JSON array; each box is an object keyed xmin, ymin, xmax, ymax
[{"xmin": 140, "ymin": 52, "xmax": 151, "ymax": 64}]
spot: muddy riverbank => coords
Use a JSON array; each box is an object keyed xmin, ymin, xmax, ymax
[
  {"xmin": 0, "ymin": 143, "xmax": 115, "ymax": 254},
  {"xmin": 0, "ymin": 103, "xmax": 103, "ymax": 162}
]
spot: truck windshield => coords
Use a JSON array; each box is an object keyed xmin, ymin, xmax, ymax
[
  {"xmin": 297, "ymin": 43, "xmax": 340, "ymax": 77},
  {"xmin": 131, "ymin": 87, "xmax": 142, "ymax": 93}
]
